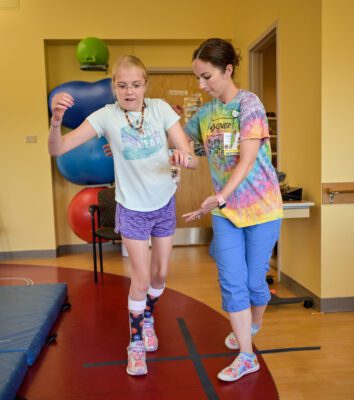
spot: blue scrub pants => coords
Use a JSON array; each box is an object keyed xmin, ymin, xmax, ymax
[{"xmin": 210, "ymin": 216, "xmax": 282, "ymax": 313}]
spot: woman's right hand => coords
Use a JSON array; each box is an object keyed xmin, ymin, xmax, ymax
[{"xmin": 51, "ymin": 92, "xmax": 74, "ymax": 123}]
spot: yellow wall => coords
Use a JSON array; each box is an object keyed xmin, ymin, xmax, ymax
[
  {"xmin": 0, "ymin": 0, "xmax": 235, "ymax": 252},
  {"xmin": 230, "ymin": 0, "xmax": 322, "ymax": 296},
  {"xmin": 321, "ymin": 0, "xmax": 354, "ymax": 297},
  {"xmin": 46, "ymin": 40, "xmax": 203, "ymax": 245},
  {"xmin": 1, "ymin": 0, "xmax": 353, "ymax": 302}
]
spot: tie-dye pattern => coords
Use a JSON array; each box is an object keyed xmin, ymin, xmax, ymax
[{"xmin": 185, "ymin": 89, "xmax": 283, "ymax": 227}]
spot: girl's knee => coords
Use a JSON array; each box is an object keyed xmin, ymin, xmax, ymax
[
  {"xmin": 131, "ymin": 281, "xmax": 150, "ymax": 296},
  {"xmin": 151, "ymin": 272, "xmax": 167, "ymax": 287}
]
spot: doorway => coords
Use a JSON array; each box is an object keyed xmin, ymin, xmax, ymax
[
  {"xmin": 249, "ymin": 26, "xmax": 279, "ymax": 274},
  {"xmin": 249, "ymin": 26, "xmax": 278, "ymax": 169}
]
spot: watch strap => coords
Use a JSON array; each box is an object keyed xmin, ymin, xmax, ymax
[{"xmin": 215, "ymin": 193, "xmax": 227, "ymax": 209}]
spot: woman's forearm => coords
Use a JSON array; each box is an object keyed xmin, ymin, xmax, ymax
[
  {"xmin": 219, "ymin": 159, "xmax": 254, "ymax": 200},
  {"xmin": 219, "ymin": 139, "xmax": 260, "ymax": 199}
]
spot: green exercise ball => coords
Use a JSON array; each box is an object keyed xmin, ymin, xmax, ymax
[{"xmin": 76, "ymin": 37, "xmax": 109, "ymax": 70}]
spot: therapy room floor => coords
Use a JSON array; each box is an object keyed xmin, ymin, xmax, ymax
[{"xmin": 1, "ymin": 245, "xmax": 354, "ymax": 399}]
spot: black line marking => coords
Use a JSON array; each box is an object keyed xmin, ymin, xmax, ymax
[
  {"xmin": 177, "ymin": 318, "xmax": 219, "ymax": 400},
  {"xmin": 201, "ymin": 346, "xmax": 321, "ymax": 359},
  {"xmin": 83, "ymin": 316, "xmax": 320, "ymax": 400},
  {"xmin": 83, "ymin": 355, "xmax": 190, "ymax": 368},
  {"xmin": 83, "ymin": 345, "xmax": 321, "ymax": 369},
  {"xmin": 257, "ymin": 346, "xmax": 321, "ymax": 354}
]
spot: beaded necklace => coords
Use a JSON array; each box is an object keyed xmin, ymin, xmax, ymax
[{"xmin": 123, "ymin": 102, "xmax": 146, "ymax": 134}]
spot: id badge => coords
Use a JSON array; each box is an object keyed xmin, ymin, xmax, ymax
[{"xmin": 223, "ymin": 132, "xmax": 240, "ymax": 155}]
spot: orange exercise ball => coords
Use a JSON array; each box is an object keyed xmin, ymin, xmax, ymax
[{"xmin": 67, "ymin": 187, "xmax": 108, "ymax": 243}]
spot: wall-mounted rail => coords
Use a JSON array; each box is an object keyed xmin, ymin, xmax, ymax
[{"xmin": 322, "ymin": 182, "xmax": 354, "ymax": 204}]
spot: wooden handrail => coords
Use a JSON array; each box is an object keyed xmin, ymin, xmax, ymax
[{"xmin": 322, "ymin": 182, "xmax": 354, "ymax": 204}]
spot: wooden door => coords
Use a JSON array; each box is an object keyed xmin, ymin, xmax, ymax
[{"xmin": 146, "ymin": 73, "xmax": 213, "ymax": 228}]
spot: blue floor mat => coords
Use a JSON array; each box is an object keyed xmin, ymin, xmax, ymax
[
  {"xmin": 0, "ymin": 283, "xmax": 68, "ymax": 400},
  {"xmin": 0, "ymin": 353, "xmax": 27, "ymax": 400}
]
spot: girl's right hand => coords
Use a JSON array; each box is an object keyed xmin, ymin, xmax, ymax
[
  {"xmin": 103, "ymin": 143, "xmax": 113, "ymax": 157},
  {"xmin": 51, "ymin": 92, "xmax": 74, "ymax": 122},
  {"xmin": 171, "ymin": 104, "xmax": 184, "ymax": 116}
]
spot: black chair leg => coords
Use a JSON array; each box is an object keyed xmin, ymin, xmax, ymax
[
  {"xmin": 98, "ymin": 239, "xmax": 103, "ymax": 274},
  {"xmin": 92, "ymin": 236, "xmax": 98, "ymax": 283}
]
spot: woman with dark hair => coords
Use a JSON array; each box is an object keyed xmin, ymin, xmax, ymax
[{"xmin": 183, "ymin": 38, "xmax": 283, "ymax": 382}]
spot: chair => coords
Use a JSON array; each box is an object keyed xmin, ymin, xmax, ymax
[{"xmin": 89, "ymin": 187, "xmax": 121, "ymax": 283}]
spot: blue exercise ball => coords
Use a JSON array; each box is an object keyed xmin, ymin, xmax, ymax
[
  {"xmin": 48, "ymin": 78, "xmax": 115, "ymax": 129},
  {"xmin": 56, "ymin": 136, "xmax": 114, "ymax": 185}
]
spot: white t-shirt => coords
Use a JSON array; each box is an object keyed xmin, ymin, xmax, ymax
[{"xmin": 87, "ymin": 98, "xmax": 179, "ymax": 211}]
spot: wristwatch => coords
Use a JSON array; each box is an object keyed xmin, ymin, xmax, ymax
[{"xmin": 215, "ymin": 193, "xmax": 227, "ymax": 209}]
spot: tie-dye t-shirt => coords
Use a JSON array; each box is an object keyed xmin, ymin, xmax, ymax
[
  {"xmin": 87, "ymin": 98, "xmax": 179, "ymax": 211},
  {"xmin": 185, "ymin": 89, "xmax": 283, "ymax": 227}
]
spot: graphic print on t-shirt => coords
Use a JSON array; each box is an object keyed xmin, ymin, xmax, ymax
[
  {"xmin": 206, "ymin": 117, "xmax": 240, "ymax": 156},
  {"xmin": 121, "ymin": 119, "xmax": 164, "ymax": 160}
]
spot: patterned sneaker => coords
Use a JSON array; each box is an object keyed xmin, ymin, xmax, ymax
[
  {"xmin": 126, "ymin": 340, "xmax": 147, "ymax": 376},
  {"xmin": 224, "ymin": 325, "xmax": 259, "ymax": 350},
  {"xmin": 217, "ymin": 353, "xmax": 260, "ymax": 382},
  {"xmin": 142, "ymin": 316, "xmax": 158, "ymax": 352}
]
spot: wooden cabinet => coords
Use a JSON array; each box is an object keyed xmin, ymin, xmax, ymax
[
  {"xmin": 267, "ymin": 116, "xmax": 278, "ymax": 168},
  {"xmin": 146, "ymin": 72, "xmax": 213, "ymax": 229}
]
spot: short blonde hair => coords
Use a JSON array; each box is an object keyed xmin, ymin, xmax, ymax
[{"xmin": 111, "ymin": 55, "xmax": 148, "ymax": 83}]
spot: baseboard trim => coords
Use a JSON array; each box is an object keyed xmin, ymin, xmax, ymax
[
  {"xmin": 0, "ymin": 243, "xmax": 121, "ymax": 260},
  {"xmin": 173, "ymin": 227, "xmax": 212, "ymax": 246},
  {"xmin": 56, "ymin": 242, "xmax": 121, "ymax": 256},
  {"xmin": 0, "ymin": 249, "xmax": 57, "ymax": 261},
  {"xmin": 0, "ymin": 228, "xmax": 211, "ymax": 261},
  {"xmin": 280, "ymin": 272, "xmax": 354, "ymax": 313},
  {"xmin": 319, "ymin": 297, "xmax": 354, "ymax": 313}
]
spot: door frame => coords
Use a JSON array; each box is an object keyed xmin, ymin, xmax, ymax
[{"xmin": 249, "ymin": 24, "xmax": 282, "ymax": 278}]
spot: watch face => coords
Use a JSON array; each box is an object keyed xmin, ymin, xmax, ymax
[{"xmin": 218, "ymin": 202, "xmax": 226, "ymax": 209}]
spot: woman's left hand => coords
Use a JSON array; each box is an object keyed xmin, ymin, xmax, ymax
[
  {"xmin": 182, "ymin": 195, "xmax": 219, "ymax": 222},
  {"xmin": 182, "ymin": 208, "xmax": 204, "ymax": 222},
  {"xmin": 201, "ymin": 195, "xmax": 219, "ymax": 212}
]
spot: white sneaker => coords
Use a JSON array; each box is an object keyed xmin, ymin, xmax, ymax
[
  {"xmin": 225, "ymin": 332, "xmax": 241, "ymax": 350},
  {"xmin": 217, "ymin": 353, "xmax": 260, "ymax": 382},
  {"xmin": 225, "ymin": 325, "xmax": 260, "ymax": 350},
  {"xmin": 126, "ymin": 340, "xmax": 147, "ymax": 376}
]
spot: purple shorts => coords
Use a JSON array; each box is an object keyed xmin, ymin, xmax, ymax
[{"xmin": 115, "ymin": 196, "xmax": 176, "ymax": 240}]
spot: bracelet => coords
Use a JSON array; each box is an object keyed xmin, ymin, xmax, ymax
[{"xmin": 50, "ymin": 118, "xmax": 62, "ymax": 128}]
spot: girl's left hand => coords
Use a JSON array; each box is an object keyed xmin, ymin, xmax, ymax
[{"xmin": 169, "ymin": 149, "xmax": 192, "ymax": 168}]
